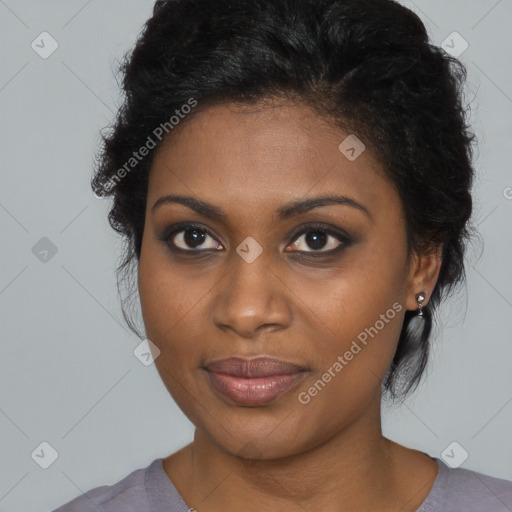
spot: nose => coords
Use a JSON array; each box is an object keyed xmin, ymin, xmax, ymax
[{"xmin": 211, "ymin": 251, "xmax": 292, "ymax": 339}]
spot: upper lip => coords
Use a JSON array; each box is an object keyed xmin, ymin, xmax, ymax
[{"xmin": 204, "ymin": 357, "xmax": 306, "ymax": 378}]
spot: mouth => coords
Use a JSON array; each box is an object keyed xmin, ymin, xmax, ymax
[{"xmin": 203, "ymin": 356, "xmax": 308, "ymax": 406}]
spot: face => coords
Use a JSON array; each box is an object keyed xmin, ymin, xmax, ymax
[{"xmin": 138, "ymin": 99, "xmax": 420, "ymax": 460}]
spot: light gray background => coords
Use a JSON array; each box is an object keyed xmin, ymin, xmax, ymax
[{"xmin": 0, "ymin": 1, "xmax": 511, "ymax": 511}]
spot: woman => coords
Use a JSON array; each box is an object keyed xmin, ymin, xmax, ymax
[{"xmin": 53, "ymin": 0, "xmax": 512, "ymax": 510}]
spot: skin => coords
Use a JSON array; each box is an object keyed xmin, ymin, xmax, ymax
[{"xmin": 137, "ymin": 98, "xmax": 443, "ymax": 511}]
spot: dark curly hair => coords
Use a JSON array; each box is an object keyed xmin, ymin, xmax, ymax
[{"xmin": 91, "ymin": 0, "xmax": 477, "ymax": 402}]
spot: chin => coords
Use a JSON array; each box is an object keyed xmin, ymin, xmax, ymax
[{"xmin": 202, "ymin": 416, "xmax": 319, "ymax": 462}]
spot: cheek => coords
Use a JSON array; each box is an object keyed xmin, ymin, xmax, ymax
[
  {"xmin": 291, "ymin": 292, "xmax": 405, "ymax": 443},
  {"xmin": 294, "ymin": 236, "xmax": 407, "ymax": 403},
  {"xmin": 137, "ymin": 252, "xmax": 209, "ymax": 419},
  {"xmin": 137, "ymin": 244, "xmax": 218, "ymax": 388},
  {"xmin": 301, "ymin": 237, "xmax": 407, "ymax": 346},
  {"xmin": 138, "ymin": 240, "xmax": 199, "ymax": 339}
]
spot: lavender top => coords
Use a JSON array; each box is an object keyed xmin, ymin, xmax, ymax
[{"xmin": 52, "ymin": 455, "xmax": 512, "ymax": 511}]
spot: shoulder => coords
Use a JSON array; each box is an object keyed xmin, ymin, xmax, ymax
[
  {"xmin": 50, "ymin": 459, "xmax": 158, "ymax": 512},
  {"xmin": 420, "ymin": 457, "xmax": 512, "ymax": 512}
]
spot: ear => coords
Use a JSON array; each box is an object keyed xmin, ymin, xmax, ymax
[{"xmin": 405, "ymin": 244, "xmax": 443, "ymax": 312}]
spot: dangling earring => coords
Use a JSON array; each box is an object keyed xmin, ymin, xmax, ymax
[{"xmin": 416, "ymin": 290, "xmax": 427, "ymax": 317}]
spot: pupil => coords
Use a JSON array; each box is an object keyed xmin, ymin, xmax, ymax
[
  {"xmin": 184, "ymin": 228, "xmax": 206, "ymax": 247},
  {"xmin": 181, "ymin": 229, "xmax": 328, "ymax": 250},
  {"xmin": 306, "ymin": 230, "xmax": 327, "ymax": 250}
]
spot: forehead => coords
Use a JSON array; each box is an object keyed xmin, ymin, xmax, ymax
[{"xmin": 147, "ymin": 101, "xmax": 399, "ymax": 221}]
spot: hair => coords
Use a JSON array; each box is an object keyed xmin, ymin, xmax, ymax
[{"xmin": 91, "ymin": 0, "xmax": 477, "ymax": 402}]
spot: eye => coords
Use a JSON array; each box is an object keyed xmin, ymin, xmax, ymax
[
  {"xmin": 162, "ymin": 224, "xmax": 223, "ymax": 252},
  {"xmin": 159, "ymin": 222, "xmax": 351, "ymax": 256},
  {"xmin": 286, "ymin": 224, "xmax": 350, "ymax": 254}
]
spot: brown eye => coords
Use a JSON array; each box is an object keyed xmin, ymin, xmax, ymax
[
  {"xmin": 287, "ymin": 226, "xmax": 349, "ymax": 254},
  {"xmin": 164, "ymin": 225, "xmax": 223, "ymax": 252}
]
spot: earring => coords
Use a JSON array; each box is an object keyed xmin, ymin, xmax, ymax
[{"xmin": 416, "ymin": 290, "xmax": 427, "ymax": 317}]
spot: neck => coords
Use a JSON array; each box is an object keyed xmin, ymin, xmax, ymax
[{"xmin": 165, "ymin": 392, "xmax": 425, "ymax": 511}]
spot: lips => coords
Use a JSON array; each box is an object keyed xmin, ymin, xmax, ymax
[
  {"xmin": 205, "ymin": 356, "xmax": 306, "ymax": 377},
  {"xmin": 204, "ymin": 357, "xmax": 308, "ymax": 406}
]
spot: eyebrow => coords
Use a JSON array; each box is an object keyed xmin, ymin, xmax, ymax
[{"xmin": 152, "ymin": 194, "xmax": 371, "ymax": 221}]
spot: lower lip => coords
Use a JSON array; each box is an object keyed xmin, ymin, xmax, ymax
[{"xmin": 206, "ymin": 370, "xmax": 306, "ymax": 406}]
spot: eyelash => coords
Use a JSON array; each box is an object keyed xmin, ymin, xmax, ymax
[{"xmin": 158, "ymin": 222, "xmax": 352, "ymax": 258}]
